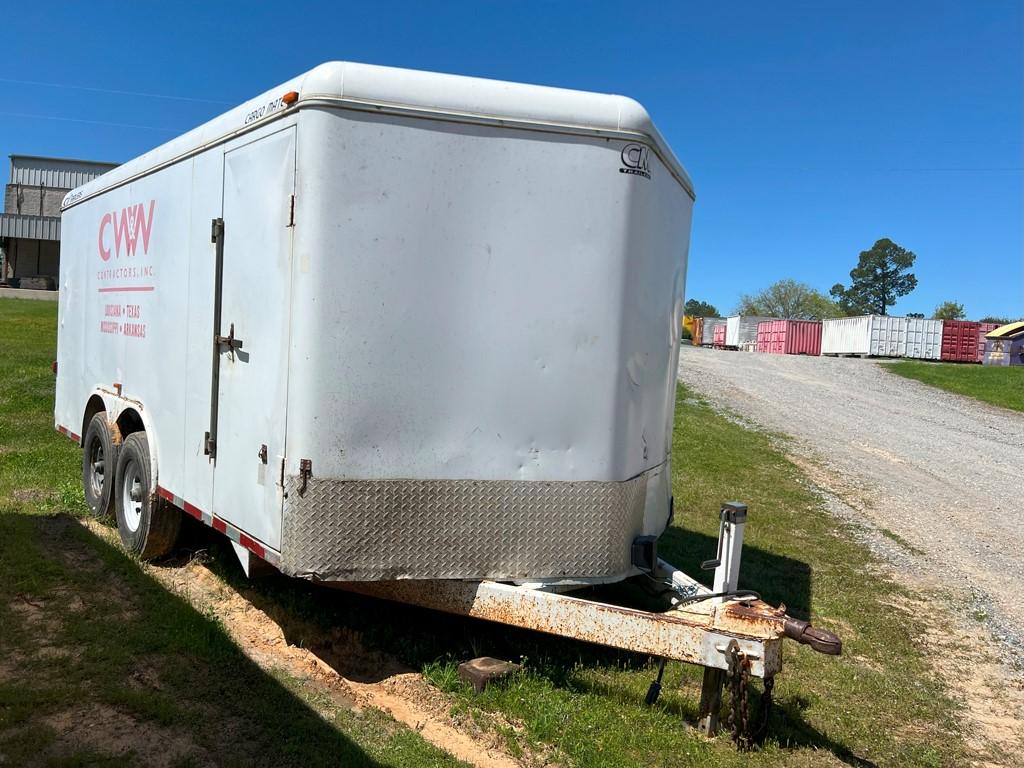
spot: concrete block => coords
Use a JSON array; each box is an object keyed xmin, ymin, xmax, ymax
[{"xmin": 457, "ymin": 657, "xmax": 520, "ymax": 694}]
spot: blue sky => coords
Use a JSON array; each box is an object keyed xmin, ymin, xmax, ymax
[{"xmin": 2, "ymin": 2, "xmax": 1021, "ymax": 319}]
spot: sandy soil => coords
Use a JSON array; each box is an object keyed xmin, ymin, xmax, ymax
[{"xmin": 82, "ymin": 519, "xmax": 543, "ymax": 768}]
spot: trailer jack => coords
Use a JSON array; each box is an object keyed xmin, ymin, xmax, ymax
[{"xmin": 341, "ymin": 501, "xmax": 841, "ymax": 743}]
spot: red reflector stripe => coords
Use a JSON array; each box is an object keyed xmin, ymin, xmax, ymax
[
  {"xmin": 239, "ymin": 533, "xmax": 265, "ymax": 559},
  {"xmin": 56, "ymin": 425, "xmax": 81, "ymax": 443},
  {"xmin": 149, "ymin": 486, "xmax": 279, "ymax": 568}
]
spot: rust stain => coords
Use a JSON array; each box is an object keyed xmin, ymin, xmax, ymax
[{"xmin": 109, "ymin": 420, "xmax": 123, "ymax": 447}]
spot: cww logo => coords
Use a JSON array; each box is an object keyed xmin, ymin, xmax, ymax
[{"xmin": 98, "ymin": 201, "xmax": 156, "ymax": 261}]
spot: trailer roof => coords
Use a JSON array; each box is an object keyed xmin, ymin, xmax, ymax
[{"xmin": 62, "ymin": 61, "xmax": 693, "ymax": 209}]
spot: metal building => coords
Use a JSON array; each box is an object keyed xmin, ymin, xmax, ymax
[{"xmin": 1, "ymin": 155, "xmax": 117, "ymax": 289}]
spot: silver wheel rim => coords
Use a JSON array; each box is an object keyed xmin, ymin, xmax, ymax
[
  {"xmin": 88, "ymin": 438, "xmax": 105, "ymax": 500},
  {"xmin": 121, "ymin": 459, "xmax": 143, "ymax": 533}
]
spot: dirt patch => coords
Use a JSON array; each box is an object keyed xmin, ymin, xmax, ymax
[
  {"xmin": 42, "ymin": 703, "xmax": 211, "ymax": 768},
  {"xmin": 79, "ymin": 520, "xmax": 535, "ymax": 768},
  {"xmin": 187, "ymin": 562, "xmax": 526, "ymax": 768},
  {"xmin": 8, "ymin": 592, "xmax": 65, "ymax": 640},
  {"xmin": 12, "ymin": 488, "xmax": 48, "ymax": 504},
  {"xmin": 918, "ymin": 617, "xmax": 1024, "ymax": 767}
]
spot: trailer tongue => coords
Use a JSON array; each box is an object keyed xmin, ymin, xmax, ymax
[{"xmin": 342, "ymin": 502, "xmax": 841, "ymax": 746}]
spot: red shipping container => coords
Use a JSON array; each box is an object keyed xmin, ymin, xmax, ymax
[
  {"xmin": 978, "ymin": 322, "xmax": 1000, "ymax": 362},
  {"xmin": 713, "ymin": 323, "xmax": 726, "ymax": 347},
  {"xmin": 941, "ymin": 320, "xmax": 981, "ymax": 363},
  {"xmin": 756, "ymin": 319, "xmax": 822, "ymax": 355}
]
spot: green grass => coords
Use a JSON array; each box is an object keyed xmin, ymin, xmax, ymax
[
  {"xmin": 881, "ymin": 359, "xmax": 1024, "ymax": 412},
  {"xmin": 0, "ymin": 298, "xmax": 466, "ymax": 768},
  {"xmin": 0, "ymin": 297, "xmax": 976, "ymax": 767}
]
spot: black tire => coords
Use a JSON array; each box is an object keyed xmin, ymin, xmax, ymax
[
  {"xmin": 82, "ymin": 413, "xmax": 118, "ymax": 517},
  {"xmin": 114, "ymin": 432, "xmax": 181, "ymax": 559}
]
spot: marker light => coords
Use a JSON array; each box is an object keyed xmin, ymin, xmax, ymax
[{"xmin": 283, "ymin": 91, "xmax": 299, "ymax": 105}]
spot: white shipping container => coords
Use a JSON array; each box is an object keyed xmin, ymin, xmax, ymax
[
  {"xmin": 821, "ymin": 315, "xmax": 909, "ymax": 357},
  {"xmin": 726, "ymin": 315, "xmax": 774, "ymax": 348},
  {"xmin": 54, "ymin": 61, "xmax": 694, "ymax": 585},
  {"xmin": 904, "ymin": 318, "xmax": 942, "ymax": 360}
]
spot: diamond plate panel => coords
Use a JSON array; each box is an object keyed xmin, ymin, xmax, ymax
[{"xmin": 281, "ymin": 473, "xmax": 649, "ymax": 581}]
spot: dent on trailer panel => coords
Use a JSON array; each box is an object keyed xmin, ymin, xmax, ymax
[
  {"xmin": 287, "ymin": 109, "xmax": 637, "ymax": 483},
  {"xmin": 613, "ymin": 149, "xmax": 691, "ymax": 473}
]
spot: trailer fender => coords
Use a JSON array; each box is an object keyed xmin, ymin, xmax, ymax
[{"xmin": 86, "ymin": 387, "xmax": 161, "ymax": 497}]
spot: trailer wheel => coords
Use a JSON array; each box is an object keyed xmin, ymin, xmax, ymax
[
  {"xmin": 114, "ymin": 432, "xmax": 181, "ymax": 559},
  {"xmin": 82, "ymin": 413, "xmax": 118, "ymax": 518}
]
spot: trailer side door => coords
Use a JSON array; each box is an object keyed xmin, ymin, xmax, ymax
[{"xmin": 211, "ymin": 126, "xmax": 296, "ymax": 550}]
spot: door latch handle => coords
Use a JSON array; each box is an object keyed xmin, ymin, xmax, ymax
[{"xmin": 215, "ymin": 322, "xmax": 244, "ymax": 360}]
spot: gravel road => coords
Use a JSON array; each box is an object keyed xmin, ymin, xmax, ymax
[{"xmin": 677, "ymin": 345, "xmax": 1024, "ymax": 648}]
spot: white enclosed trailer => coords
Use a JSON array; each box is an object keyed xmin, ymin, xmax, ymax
[{"xmin": 56, "ymin": 62, "xmax": 838, "ymax": 738}]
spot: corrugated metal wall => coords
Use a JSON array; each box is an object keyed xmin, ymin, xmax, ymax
[
  {"xmin": 0, "ymin": 213, "xmax": 60, "ymax": 240},
  {"xmin": 9, "ymin": 155, "xmax": 116, "ymax": 190},
  {"xmin": 903, "ymin": 318, "xmax": 942, "ymax": 360},
  {"xmin": 757, "ymin": 319, "xmax": 822, "ymax": 355}
]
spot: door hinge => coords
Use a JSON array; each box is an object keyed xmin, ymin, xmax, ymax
[
  {"xmin": 204, "ymin": 431, "xmax": 216, "ymax": 458},
  {"xmin": 298, "ymin": 458, "xmax": 312, "ymax": 496},
  {"xmin": 287, "ymin": 194, "xmax": 295, "ymax": 227},
  {"xmin": 258, "ymin": 444, "xmax": 268, "ymax": 464},
  {"xmin": 211, "ymin": 217, "xmax": 224, "ymax": 242}
]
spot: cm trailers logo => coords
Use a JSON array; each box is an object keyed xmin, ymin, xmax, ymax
[
  {"xmin": 619, "ymin": 143, "xmax": 651, "ymax": 179},
  {"xmin": 98, "ymin": 201, "xmax": 156, "ymax": 261}
]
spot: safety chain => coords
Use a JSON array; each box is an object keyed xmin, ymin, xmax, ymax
[{"xmin": 725, "ymin": 641, "xmax": 775, "ymax": 750}]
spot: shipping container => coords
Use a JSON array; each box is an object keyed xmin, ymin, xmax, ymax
[
  {"xmin": 725, "ymin": 315, "xmax": 774, "ymax": 348},
  {"xmin": 756, "ymin": 319, "xmax": 822, "ymax": 355},
  {"xmin": 904, "ymin": 318, "xmax": 943, "ymax": 360},
  {"xmin": 977, "ymin": 323, "xmax": 1000, "ymax": 362},
  {"xmin": 983, "ymin": 322, "xmax": 1024, "ymax": 366},
  {"xmin": 713, "ymin": 323, "xmax": 727, "ymax": 347},
  {"xmin": 702, "ymin": 317, "xmax": 724, "ymax": 346},
  {"xmin": 941, "ymin": 320, "xmax": 981, "ymax": 363},
  {"xmin": 821, "ymin": 315, "xmax": 909, "ymax": 357}
]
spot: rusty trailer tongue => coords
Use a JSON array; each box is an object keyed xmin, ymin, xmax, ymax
[{"xmin": 342, "ymin": 501, "xmax": 841, "ymax": 746}]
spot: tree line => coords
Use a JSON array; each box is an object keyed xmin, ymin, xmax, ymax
[{"xmin": 685, "ymin": 238, "xmax": 1017, "ymax": 323}]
